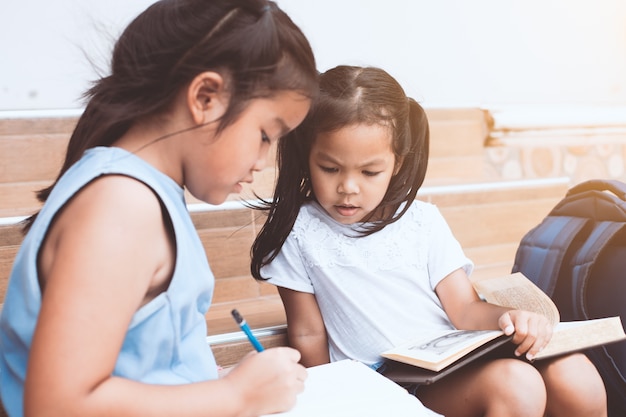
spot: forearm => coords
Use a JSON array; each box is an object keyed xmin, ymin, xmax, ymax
[
  {"xmin": 288, "ymin": 330, "xmax": 329, "ymax": 367},
  {"xmin": 26, "ymin": 376, "xmax": 253, "ymax": 417},
  {"xmin": 451, "ymin": 299, "xmax": 512, "ymax": 331},
  {"xmin": 99, "ymin": 377, "xmax": 253, "ymax": 417},
  {"xmin": 437, "ymin": 269, "xmax": 513, "ymax": 331},
  {"xmin": 26, "ymin": 346, "xmax": 306, "ymax": 417},
  {"xmin": 278, "ymin": 287, "xmax": 329, "ymax": 367}
]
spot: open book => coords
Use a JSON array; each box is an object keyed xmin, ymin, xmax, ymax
[{"xmin": 380, "ymin": 272, "xmax": 626, "ymax": 383}]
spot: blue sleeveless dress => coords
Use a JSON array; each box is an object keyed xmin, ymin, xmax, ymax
[{"xmin": 0, "ymin": 147, "xmax": 218, "ymax": 417}]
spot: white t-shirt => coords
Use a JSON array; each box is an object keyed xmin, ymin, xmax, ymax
[{"xmin": 262, "ymin": 200, "xmax": 474, "ymax": 366}]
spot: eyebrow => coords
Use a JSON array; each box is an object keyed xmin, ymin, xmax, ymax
[{"xmin": 315, "ymin": 152, "xmax": 388, "ymax": 168}]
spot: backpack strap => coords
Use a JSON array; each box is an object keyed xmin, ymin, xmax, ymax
[
  {"xmin": 566, "ymin": 179, "xmax": 626, "ymax": 200},
  {"xmin": 512, "ymin": 215, "xmax": 588, "ymax": 296},
  {"xmin": 570, "ymin": 221, "xmax": 626, "ymax": 320}
]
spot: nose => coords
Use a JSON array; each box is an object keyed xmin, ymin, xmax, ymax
[
  {"xmin": 337, "ymin": 175, "xmax": 359, "ymax": 195},
  {"xmin": 253, "ymin": 148, "xmax": 270, "ymax": 172},
  {"xmin": 252, "ymin": 158, "xmax": 266, "ymax": 172}
]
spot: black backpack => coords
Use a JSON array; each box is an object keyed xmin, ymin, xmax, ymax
[{"xmin": 512, "ymin": 179, "xmax": 626, "ymax": 416}]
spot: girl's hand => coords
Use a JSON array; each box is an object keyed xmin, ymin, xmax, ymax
[
  {"xmin": 498, "ymin": 310, "xmax": 554, "ymax": 360},
  {"xmin": 223, "ymin": 347, "xmax": 307, "ymax": 415}
]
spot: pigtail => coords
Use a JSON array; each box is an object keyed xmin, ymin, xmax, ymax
[
  {"xmin": 405, "ymin": 98, "xmax": 429, "ymax": 197},
  {"xmin": 250, "ymin": 125, "xmax": 312, "ymax": 280},
  {"xmin": 371, "ymin": 97, "xmax": 429, "ymax": 233}
]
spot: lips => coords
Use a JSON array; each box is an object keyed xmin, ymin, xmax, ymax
[
  {"xmin": 233, "ymin": 177, "xmax": 254, "ymax": 193},
  {"xmin": 335, "ymin": 205, "xmax": 359, "ymax": 217}
]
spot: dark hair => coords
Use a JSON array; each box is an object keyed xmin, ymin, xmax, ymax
[
  {"xmin": 23, "ymin": 0, "xmax": 317, "ymax": 232},
  {"xmin": 251, "ymin": 65, "xmax": 429, "ymax": 280}
]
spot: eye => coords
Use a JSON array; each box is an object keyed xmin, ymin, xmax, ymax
[
  {"xmin": 261, "ymin": 130, "xmax": 271, "ymax": 144},
  {"xmin": 363, "ymin": 170, "xmax": 381, "ymax": 177},
  {"xmin": 319, "ymin": 165, "xmax": 338, "ymax": 174}
]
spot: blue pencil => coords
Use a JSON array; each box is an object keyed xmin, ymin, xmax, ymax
[{"xmin": 231, "ymin": 309, "xmax": 265, "ymax": 352}]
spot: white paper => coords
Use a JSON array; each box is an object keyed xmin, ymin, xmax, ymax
[{"xmin": 263, "ymin": 360, "xmax": 442, "ymax": 417}]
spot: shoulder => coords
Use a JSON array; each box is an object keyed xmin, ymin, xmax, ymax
[
  {"xmin": 51, "ymin": 175, "xmax": 166, "ymax": 250},
  {"xmin": 409, "ymin": 199, "xmax": 439, "ymax": 213},
  {"xmin": 38, "ymin": 174, "xmax": 172, "ymax": 297},
  {"xmin": 400, "ymin": 199, "xmax": 443, "ymax": 223},
  {"xmin": 81, "ymin": 174, "xmax": 162, "ymax": 216},
  {"xmin": 380, "ymin": 200, "xmax": 451, "ymax": 241}
]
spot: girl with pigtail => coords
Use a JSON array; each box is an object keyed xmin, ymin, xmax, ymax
[{"xmin": 252, "ymin": 65, "xmax": 607, "ymax": 417}]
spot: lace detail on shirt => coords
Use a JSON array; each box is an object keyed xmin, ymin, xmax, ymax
[{"xmin": 291, "ymin": 203, "xmax": 432, "ymax": 272}]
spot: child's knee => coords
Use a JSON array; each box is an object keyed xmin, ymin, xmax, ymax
[
  {"xmin": 539, "ymin": 353, "xmax": 607, "ymax": 416},
  {"xmin": 497, "ymin": 359, "xmax": 546, "ymax": 397},
  {"xmin": 540, "ymin": 353, "xmax": 604, "ymax": 395},
  {"xmin": 482, "ymin": 359, "xmax": 547, "ymax": 415}
]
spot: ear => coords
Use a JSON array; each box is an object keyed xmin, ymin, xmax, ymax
[{"xmin": 186, "ymin": 71, "xmax": 228, "ymax": 126}]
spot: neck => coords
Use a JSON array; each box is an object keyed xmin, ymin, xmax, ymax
[{"xmin": 113, "ymin": 118, "xmax": 185, "ymax": 187}]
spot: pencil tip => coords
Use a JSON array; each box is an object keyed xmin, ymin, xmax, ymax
[{"xmin": 231, "ymin": 309, "xmax": 243, "ymax": 324}]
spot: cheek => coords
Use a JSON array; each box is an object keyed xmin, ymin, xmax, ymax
[
  {"xmin": 365, "ymin": 175, "xmax": 393, "ymax": 197},
  {"xmin": 224, "ymin": 142, "xmax": 255, "ymax": 170},
  {"xmin": 310, "ymin": 171, "xmax": 330, "ymax": 196},
  {"xmin": 379, "ymin": 174, "xmax": 395, "ymax": 191}
]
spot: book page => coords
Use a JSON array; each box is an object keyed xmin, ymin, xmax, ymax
[
  {"xmin": 381, "ymin": 328, "xmax": 503, "ymax": 372},
  {"xmin": 264, "ymin": 360, "xmax": 442, "ymax": 417},
  {"xmin": 473, "ymin": 272, "xmax": 560, "ymax": 325},
  {"xmin": 536, "ymin": 316, "xmax": 626, "ymax": 359},
  {"xmin": 473, "ymin": 274, "xmax": 626, "ymax": 360}
]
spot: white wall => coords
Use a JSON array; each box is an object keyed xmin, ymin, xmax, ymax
[{"xmin": 1, "ymin": 0, "xmax": 625, "ymax": 111}]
